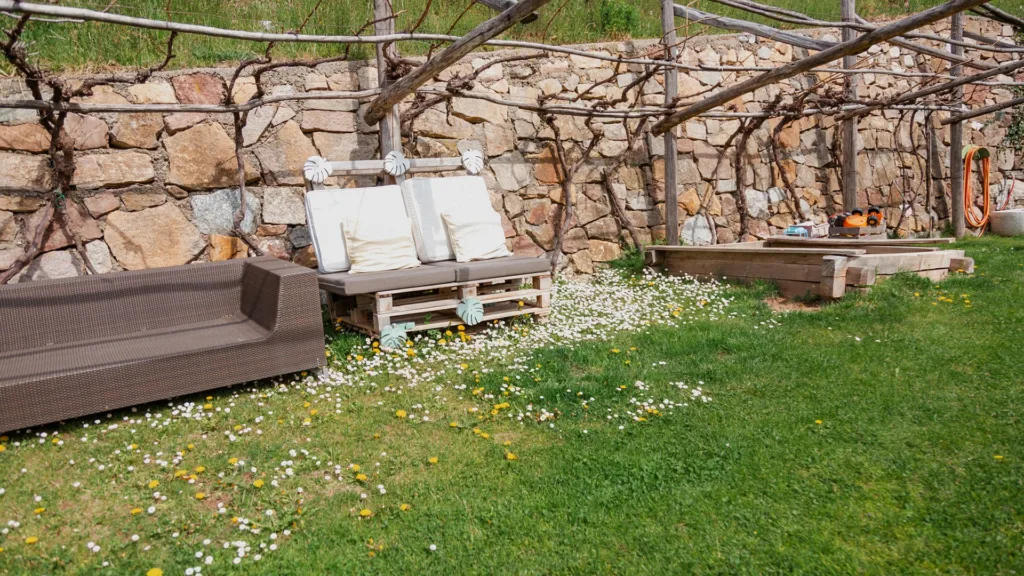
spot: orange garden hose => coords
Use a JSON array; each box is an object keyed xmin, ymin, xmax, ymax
[{"xmin": 963, "ymin": 145, "xmax": 990, "ymax": 229}]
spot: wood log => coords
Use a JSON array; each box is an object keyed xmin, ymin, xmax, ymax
[
  {"xmin": 651, "ymin": 0, "xmax": 990, "ymax": 136},
  {"xmin": 363, "ymin": 0, "xmax": 552, "ymax": 125},
  {"xmin": 845, "ymin": 266, "xmax": 876, "ymax": 286}
]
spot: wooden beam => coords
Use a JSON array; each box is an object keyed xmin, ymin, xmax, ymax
[
  {"xmin": 651, "ymin": 0, "xmax": 988, "ymax": 136},
  {"xmin": 672, "ymin": 4, "xmax": 833, "ymax": 52},
  {"xmin": 836, "ymin": 57, "xmax": 1024, "ymax": 122},
  {"xmin": 950, "ymin": 11, "xmax": 966, "ymax": 239},
  {"xmin": 942, "ymin": 95, "xmax": 1024, "ymax": 125},
  {"xmin": 363, "ymin": 0, "xmax": 552, "ymax": 126},
  {"xmin": 840, "ymin": 0, "xmax": 859, "ymax": 211},
  {"xmin": 477, "ymin": 0, "xmax": 539, "ymax": 24},
  {"xmin": 972, "ymin": 5, "xmax": 1024, "ymax": 31},
  {"xmin": 663, "ymin": 0, "xmax": 680, "ymax": 246}
]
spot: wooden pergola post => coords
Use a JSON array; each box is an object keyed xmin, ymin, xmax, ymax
[
  {"xmin": 840, "ymin": 0, "xmax": 859, "ymax": 211},
  {"xmin": 661, "ymin": 0, "xmax": 679, "ymax": 245},
  {"xmin": 949, "ymin": 12, "xmax": 966, "ymax": 238},
  {"xmin": 373, "ymin": 0, "xmax": 402, "ymax": 177}
]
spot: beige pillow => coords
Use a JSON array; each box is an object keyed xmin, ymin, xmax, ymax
[
  {"xmin": 341, "ymin": 214, "xmax": 421, "ymax": 274},
  {"xmin": 441, "ymin": 209, "xmax": 512, "ymax": 262}
]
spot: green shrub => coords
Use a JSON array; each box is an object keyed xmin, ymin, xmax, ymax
[{"xmin": 597, "ymin": 0, "xmax": 640, "ymax": 38}]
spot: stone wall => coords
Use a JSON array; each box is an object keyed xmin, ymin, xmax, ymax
[{"xmin": 1, "ymin": 16, "xmax": 1022, "ymax": 280}]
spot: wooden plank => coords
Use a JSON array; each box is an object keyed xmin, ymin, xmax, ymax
[
  {"xmin": 650, "ymin": 0, "xmax": 988, "ymax": 135},
  {"xmin": 664, "ymin": 251, "xmax": 846, "ymax": 268},
  {"xmin": 665, "ymin": 258, "xmax": 824, "ymax": 283},
  {"xmin": 363, "ymin": 0, "xmax": 552, "ymax": 125},
  {"xmin": 819, "ymin": 255, "xmax": 849, "ymax": 300},
  {"xmin": 652, "ymin": 246, "xmax": 866, "ymax": 256},
  {"xmin": 840, "ymin": 0, "xmax": 858, "ymax": 211},
  {"xmin": 774, "ymin": 279, "xmax": 820, "ymax": 299},
  {"xmin": 847, "ymin": 252, "xmax": 954, "ymax": 275},
  {"xmin": 765, "ymin": 236, "xmax": 956, "ymax": 247},
  {"xmin": 663, "ymin": 0, "xmax": 679, "ymax": 246}
]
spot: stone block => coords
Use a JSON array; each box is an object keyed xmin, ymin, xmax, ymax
[{"xmin": 104, "ymin": 204, "xmax": 206, "ymax": 270}]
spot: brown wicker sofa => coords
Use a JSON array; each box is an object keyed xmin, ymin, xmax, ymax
[{"xmin": 0, "ymin": 257, "xmax": 325, "ymax": 433}]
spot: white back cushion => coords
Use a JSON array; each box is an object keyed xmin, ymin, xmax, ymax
[
  {"xmin": 342, "ymin": 215, "xmax": 421, "ymax": 274},
  {"xmin": 304, "ymin": 185, "xmax": 406, "ymax": 273},
  {"xmin": 400, "ymin": 176, "xmax": 498, "ymax": 263},
  {"xmin": 441, "ymin": 209, "xmax": 512, "ymax": 262}
]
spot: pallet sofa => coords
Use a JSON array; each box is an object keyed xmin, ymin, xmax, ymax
[
  {"xmin": 646, "ymin": 237, "xmax": 973, "ymax": 300},
  {"xmin": 303, "ymin": 152, "xmax": 551, "ymax": 336},
  {"xmin": 0, "ymin": 257, "xmax": 325, "ymax": 433}
]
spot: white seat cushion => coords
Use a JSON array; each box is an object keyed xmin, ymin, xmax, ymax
[
  {"xmin": 304, "ymin": 185, "xmax": 406, "ymax": 273},
  {"xmin": 401, "ymin": 176, "xmax": 500, "ymax": 263}
]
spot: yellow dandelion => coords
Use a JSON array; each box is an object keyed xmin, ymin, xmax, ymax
[
  {"xmin": 610, "ymin": 348, "xmax": 620, "ymax": 354},
  {"xmin": 438, "ymin": 339, "xmax": 446, "ymax": 345},
  {"xmin": 203, "ymin": 403, "xmax": 213, "ymax": 410},
  {"xmin": 325, "ymin": 350, "xmax": 331, "ymax": 357},
  {"xmin": 33, "ymin": 507, "xmax": 45, "ymax": 515},
  {"xmin": 187, "ymin": 444, "xmax": 195, "ymax": 450},
  {"xmin": 399, "ymin": 503, "xmax": 411, "ymax": 511},
  {"xmin": 195, "ymin": 466, "xmax": 205, "ymax": 474},
  {"xmin": 505, "ymin": 452, "xmax": 518, "ymax": 461},
  {"xmin": 459, "ymin": 363, "xmax": 469, "ymax": 370},
  {"xmin": 355, "ymin": 473, "xmax": 368, "ymax": 482},
  {"xmin": 147, "ymin": 569, "xmax": 164, "ymax": 576},
  {"xmin": 480, "ymin": 433, "xmax": 490, "ymax": 439},
  {"xmin": 395, "ymin": 410, "xmax": 407, "ymax": 418},
  {"xmin": 0, "ymin": 445, "xmax": 6, "ymax": 453},
  {"xmin": 449, "ymin": 421, "xmax": 459, "ymax": 428},
  {"xmin": 25, "ymin": 536, "xmax": 38, "ymax": 545},
  {"xmin": 428, "ymin": 456, "xmax": 439, "ymax": 465},
  {"xmin": 995, "ymin": 455, "xmax": 1004, "ymax": 461},
  {"xmin": 457, "ymin": 325, "xmax": 465, "ymax": 331},
  {"xmin": 815, "ymin": 420, "xmax": 823, "ymax": 425},
  {"xmin": 503, "ymin": 440, "xmax": 512, "ymax": 446},
  {"xmin": 352, "ymin": 464, "xmax": 361, "ymax": 472},
  {"xmin": 253, "ymin": 479, "xmax": 264, "ymax": 488},
  {"xmin": 131, "ymin": 508, "xmax": 143, "ymax": 515},
  {"xmin": 228, "ymin": 457, "xmax": 238, "ymax": 465},
  {"xmin": 359, "ymin": 509, "xmax": 372, "ymax": 518},
  {"xmin": 195, "ymin": 492, "xmax": 205, "ymax": 501}
]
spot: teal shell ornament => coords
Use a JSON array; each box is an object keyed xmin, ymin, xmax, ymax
[
  {"xmin": 380, "ymin": 322, "xmax": 415, "ymax": 349},
  {"xmin": 456, "ymin": 297, "xmax": 484, "ymax": 326}
]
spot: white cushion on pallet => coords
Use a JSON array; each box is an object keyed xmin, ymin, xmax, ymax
[
  {"xmin": 441, "ymin": 209, "xmax": 512, "ymax": 262},
  {"xmin": 400, "ymin": 176, "xmax": 500, "ymax": 263},
  {"xmin": 304, "ymin": 185, "xmax": 407, "ymax": 273},
  {"xmin": 342, "ymin": 215, "xmax": 421, "ymax": 274}
]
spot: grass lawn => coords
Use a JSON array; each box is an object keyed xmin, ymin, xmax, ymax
[
  {"xmin": 1, "ymin": 235, "xmax": 1023, "ymax": 574},
  {"xmin": 10, "ymin": 0, "xmax": 1023, "ymax": 71}
]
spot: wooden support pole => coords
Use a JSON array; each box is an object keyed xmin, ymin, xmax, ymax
[
  {"xmin": 651, "ymin": 0, "xmax": 989, "ymax": 136},
  {"xmin": 373, "ymin": 0, "xmax": 401, "ymax": 169},
  {"xmin": 840, "ymin": 0, "xmax": 859, "ymax": 211},
  {"xmin": 363, "ymin": 0, "xmax": 551, "ymax": 126},
  {"xmin": 662, "ymin": 0, "xmax": 680, "ymax": 246},
  {"xmin": 950, "ymin": 12, "xmax": 966, "ymax": 239}
]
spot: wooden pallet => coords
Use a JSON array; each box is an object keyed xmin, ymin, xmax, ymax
[
  {"xmin": 327, "ymin": 273, "xmax": 552, "ymax": 336},
  {"xmin": 647, "ymin": 242, "xmax": 972, "ymax": 301}
]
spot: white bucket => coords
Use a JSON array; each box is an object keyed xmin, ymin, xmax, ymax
[{"xmin": 991, "ymin": 209, "xmax": 1024, "ymax": 237}]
